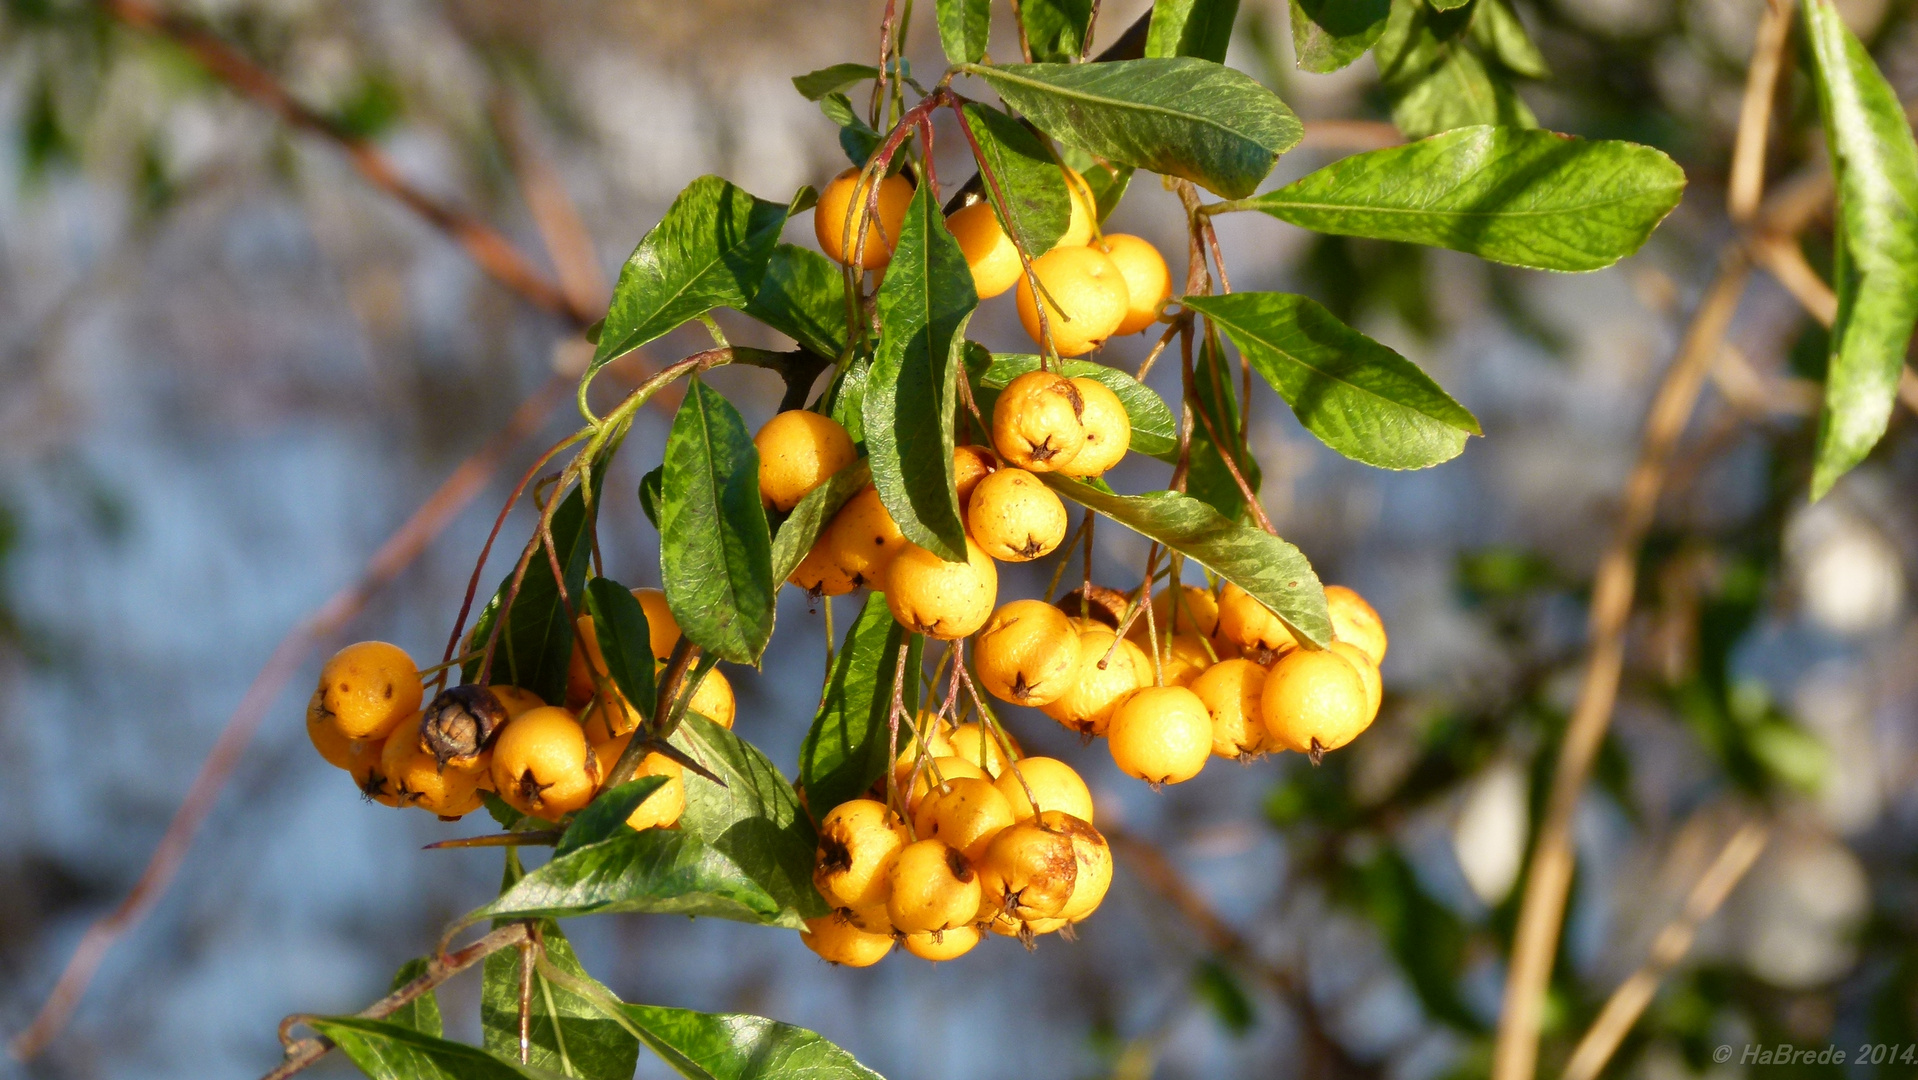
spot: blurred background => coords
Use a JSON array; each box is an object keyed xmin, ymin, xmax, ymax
[{"xmin": 3, "ymin": 0, "xmax": 1917, "ymax": 1077}]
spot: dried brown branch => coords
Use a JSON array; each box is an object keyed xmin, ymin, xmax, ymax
[
  {"xmin": 1728, "ymin": 0, "xmax": 1794, "ymax": 223},
  {"xmin": 103, "ymin": 0, "xmax": 595, "ymax": 327},
  {"xmin": 10, "ymin": 376, "xmax": 571, "ymax": 1062},
  {"xmin": 1561, "ymin": 822, "xmax": 1770, "ymax": 1080}
]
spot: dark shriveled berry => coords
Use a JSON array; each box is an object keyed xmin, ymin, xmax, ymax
[{"xmin": 421, "ymin": 684, "xmax": 508, "ymax": 769}]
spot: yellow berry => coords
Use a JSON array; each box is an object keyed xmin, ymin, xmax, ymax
[
  {"xmin": 622, "ymin": 753, "xmax": 685, "ymax": 831},
  {"xmin": 1058, "ymin": 167, "xmax": 1098, "ymax": 247},
  {"xmin": 1329, "ymin": 641, "xmax": 1383, "ymax": 721},
  {"xmin": 790, "ymin": 541, "xmax": 859, "ymax": 597},
  {"xmin": 306, "ymin": 689, "xmax": 357, "ymax": 771},
  {"xmin": 381, "ymin": 711, "xmax": 486, "ymax": 817},
  {"xmin": 948, "ymin": 200, "xmax": 1022, "ymax": 299},
  {"xmin": 1260, "ymin": 647, "xmax": 1374, "ymax": 755},
  {"xmin": 1150, "ymin": 633, "xmax": 1216, "ymax": 688},
  {"xmin": 953, "ymin": 444, "xmax": 999, "ymax": 508},
  {"xmin": 489, "ymin": 707, "xmax": 600, "ymax": 818},
  {"xmin": 991, "ymin": 370, "xmax": 1087, "ymax": 473},
  {"xmin": 1325, "ymin": 584, "xmax": 1388, "ymax": 665},
  {"xmin": 994, "ymin": 757, "xmax": 1095, "ymax": 824},
  {"xmin": 801, "ymin": 914, "xmax": 894, "ymax": 967},
  {"xmin": 755, "ymin": 411, "xmax": 856, "ymax": 512},
  {"xmin": 1106, "ymin": 686, "xmax": 1212, "ymax": 784},
  {"xmin": 1099, "ymin": 234, "xmax": 1172, "ymax": 335},
  {"xmin": 632, "ymin": 588, "xmax": 681, "ymax": 661},
  {"xmin": 822, "ymin": 485, "xmax": 907, "ymax": 590},
  {"xmin": 884, "ymin": 536, "xmax": 998, "ymax": 640},
  {"xmin": 975, "ymin": 600, "xmax": 1081, "ymax": 707},
  {"xmin": 905, "ymin": 754, "xmax": 990, "ymax": 811},
  {"xmin": 815, "ymin": 798, "xmax": 910, "ymax": 910},
  {"xmin": 967, "ymin": 467, "xmax": 1068, "ymax": 562},
  {"xmin": 815, "ymin": 167, "xmax": 912, "ymax": 269},
  {"xmin": 902, "ymin": 925, "xmax": 981, "ymax": 962},
  {"xmin": 317, "ymin": 641, "xmax": 422, "ymax": 741},
  {"xmin": 345, "ymin": 736, "xmax": 400, "ymax": 807},
  {"xmin": 1054, "ymin": 377, "xmax": 1130, "ymax": 478},
  {"xmin": 1047, "ymin": 811, "xmax": 1113, "ymax": 922},
  {"xmin": 1015, "ymin": 246, "xmax": 1130, "ymax": 357},
  {"xmin": 912, "ymin": 776, "xmax": 1015, "ymax": 863},
  {"xmin": 887, "ymin": 839, "xmax": 982, "ymax": 934},
  {"xmin": 1216, "ymin": 582, "xmax": 1300, "ymax": 657},
  {"xmin": 1190, "ymin": 658, "xmax": 1268, "ymax": 759},
  {"xmin": 1040, "ymin": 630, "xmax": 1148, "ymax": 736},
  {"xmin": 948, "ymin": 721, "xmax": 1018, "ymax": 777},
  {"xmin": 977, "ymin": 819, "xmax": 1078, "ymax": 925}
]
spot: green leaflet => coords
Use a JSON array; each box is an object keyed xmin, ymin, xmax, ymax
[
  {"xmin": 771, "ymin": 459, "xmax": 870, "ymax": 586},
  {"xmin": 470, "ymin": 828, "xmax": 793, "ymax": 926},
  {"xmin": 937, "ymin": 0, "xmax": 990, "ymax": 65},
  {"xmin": 1471, "ymin": 0, "xmax": 1548, "ymax": 79},
  {"xmin": 799, "ymin": 592, "xmax": 921, "ymax": 814},
  {"xmin": 620, "ymin": 1004, "xmax": 887, "ymax": 1080},
  {"xmin": 792, "ymin": 63, "xmax": 881, "ymax": 101},
  {"xmin": 740, "ymin": 243, "xmax": 848, "ymax": 360},
  {"xmin": 1240, "ymin": 126, "xmax": 1686, "ymax": 272},
  {"xmin": 1146, "ymin": 0, "xmax": 1240, "ymax": 64},
  {"xmin": 962, "ymin": 58, "xmax": 1302, "ymax": 199},
  {"xmin": 1038, "ymin": 475, "xmax": 1331, "ymax": 645},
  {"xmin": 592, "ymin": 176, "xmax": 787, "ymax": 373},
  {"xmin": 1374, "ymin": 0, "xmax": 1534, "ymax": 139},
  {"xmin": 310, "ymin": 1017, "xmax": 575, "ymax": 1080},
  {"xmin": 864, "ymin": 182, "xmax": 976, "ymax": 561},
  {"xmin": 1185, "ymin": 328, "xmax": 1259, "ymax": 522},
  {"xmin": 661, "ymin": 379, "xmax": 776, "ymax": 665},
  {"xmin": 959, "ymin": 101, "xmax": 1072, "ymax": 259},
  {"xmin": 670, "ymin": 713, "xmax": 829, "ymax": 923},
  {"xmin": 966, "ymin": 352, "xmax": 1179, "ymax": 462},
  {"xmin": 1288, "ymin": 0, "xmax": 1389, "ymax": 73},
  {"xmin": 555, "ymin": 776, "xmax": 672, "ymax": 856},
  {"xmin": 583, "ymin": 577, "xmax": 656, "ymax": 716},
  {"xmin": 479, "ymin": 919, "xmax": 640, "ymax": 1080},
  {"xmin": 1802, "ymin": 0, "xmax": 1918, "ymax": 498},
  {"xmin": 819, "ymin": 93, "xmax": 883, "ymax": 167},
  {"xmin": 1018, "ymin": 0, "xmax": 1094, "ymax": 62},
  {"xmin": 1186, "ymin": 292, "xmax": 1480, "ymax": 470}
]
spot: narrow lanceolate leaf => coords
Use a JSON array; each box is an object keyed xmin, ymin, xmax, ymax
[
  {"xmin": 621, "ymin": 1004, "xmax": 888, "ymax": 1080},
  {"xmin": 670, "ymin": 713, "xmax": 829, "ymax": 924},
  {"xmin": 864, "ymin": 183, "xmax": 977, "ymax": 561},
  {"xmin": 960, "ymin": 101, "xmax": 1072, "ymax": 259},
  {"xmin": 1187, "ymin": 292, "xmax": 1480, "ymax": 469},
  {"xmin": 1038, "ymin": 476, "xmax": 1330, "ymax": 645},
  {"xmin": 771, "ymin": 459, "xmax": 871, "ymax": 586},
  {"xmin": 584, "ymin": 577, "xmax": 656, "ymax": 715},
  {"xmin": 471, "ymin": 828, "xmax": 791, "ymax": 925},
  {"xmin": 1471, "ymin": 0, "xmax": 1549, "ymax": 79},
  {"xmin": 1146, "ymin": 0, "xmax": 1240, "ymax": 64},
  {"xmin": 1186, "ymin": 329, "xmax": 1259, "ymax": 522},
  {"xmin": 1374, "ymin": 0, "xmax": 1534, "ymax": 139},
  {"xmin": 555, "ymin": 776, "xmax": 672, "ymax": 856},
  {"xmin": 594, "ymin": 176, "xmax": 788, "ymax": 373},
  {"xmin": 962, "ymin": 58, "xmax": 1302, "ymax": 199},
  {"xmin": 480, "ymin": 921, "xmax": 640, "ymax": 1080},
  {"xmin": 309, "ymin": 1017, "xmax": 573, "ymax": 1080},
  {"xmin": 740, "ymin": 243, "xmax": 848, "ymax": 360},
  {"xmin": 800, "ymin": 593, "xmax": 922, "ymax": 814},
  {"xmin": 1289, "ymin": 0, "xmax": 1389, "ymax": 73},
  {"xmin": 968, "ymin": 352, "xmax": 1179, "ymax": 462},
  {"xmin": 386, "ymin": 959, "xmax": 442, "ymax": 1038},
  {"xmin": 462, "ymin": 464, "xmax": 602, "ymax": 706},
  {"xmin": 937, "ymin": 0, "xmax": 990, "ymax": 65},
  {"xmin": 792, "ymin": 63, "xmax": 881, "ymax": 102},
  {"xmin": 1018, "ymin": 0, "xmax": 1094, "ymax": 62},
  {"xmin": 661, "ymin": 379, "xmax": 776, "ymax": 665},
  {"xmin": 1242, "ymin": 126, "xmax": 1686, "ymax": 272},
  {"xmin": 1802, "ymin": 0, "xmax": 1918, "ymax": 499}
]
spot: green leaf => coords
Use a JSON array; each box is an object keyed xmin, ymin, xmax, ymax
[
  {"xmin": 1428, "ymin": 0, "xmax": 1469, "ymax": 10},
  {"xmin": 1038, "ymin": 475, "xmax": 1330, "ymax": 645},
  {"xmin": 820, "ymin": 94, "xmax": 882, "ymax": 167},
  {"xmin": 1019, "ymin": 0, "xmax": 1094, "ymax": 62},
  {"xmin": 771, "ymin": 459, "xmax": 872, "ymax": 586},
  {"xmin": 960, "ymin": 101, "xmax": 1072, "ymax": 258},
  {"xmin": 962, "ymin": 58, "xmax": 1302, "ymax": 199},
  {"xmin": 937, "ymin": 0, "xmax": 991, "ymax": 65},
  {"xmin": 828, "ymin": 356, "xmax": 870, "ymax": 446},
  {"xmin": 863, "ymin": 182, "xmax": 976, "ymax": 561},
  {"xmin": 661, "ymin": 379, "xmax": 776, "ymax": 665},
  {"xmin": 310, "ymin": 1017, "xmax": 573, "ymax": 1080},
  {"xmin": 621, "ymin": 1004, "xmax": 887, "ymax": 1080},
  {"xmin": 480, "ymin": 921, "xmax": 641, "ymax": 1080},
  {"xmin": 555, "ymin": 776, "xmax": 672, "ymax": 856},
  {"xmin": 1374, "ymin": 0, "xmax": 1534, "ymax": 139},
  {"xmin": 1288, "ymin": 0, "xmax": 1389, "ymax": 72},
  {"xmin": 799, "ymin": 593, "xmax": 922, "ymax": 813},
  {"xmin": 461, "ymin": 464, "xmax": 602, "ymax": 706},
  {"xmin": 793, "ymin": 63, "xmax": 880, "ymax": 101},
  {"xmin": 1470, "ymin": 0, "xmax": 1548, "ymax": 78},
  {"xmin": 739, "ymin": 243, "xmax": 848, "ymax": 360},
  {"xmin": 386, "ymin": 959, "xmax": 442, "ymax": 1038},
  {"xmin": 471, "ymin": 828, "xmax": 792, "ymax": 925},
  {"xmin": 1146, "ymin": 0, "xmax": 1240, "ymax": 64},
  {"xmin": 1239, "ymin": 126, "xmax": 1686, "ymax": 272},
  {"xmin": 1802, "ymin": 0, "xmax": 1918, "ymax": 499},
  {"xmin": 1059, "ymin": 147, "xmax": 1134, "ymax": 223},
  {"xmin": 966, "ymin": 352, "xmax": 1178, "ymax": 462},
  {"xmin": 639, "ymin": 467, "xmax": 665, "ymax": 530},
  {"xmin": 583, "ymin": 578, "xmax": 657, "ymax": 715},
  {"xmin": 1192, "ymin": 959, "xmax": 1255, "ymax": 1035},
  {"xmin": 1186, "ymin": 329, "xmax": 1258, "ymax": 521},
  {"xmin": 593, "ymin": 176, "xmax": 788, "ymax": 373},
  {"xmin": 1187, "ymin": 292, "xmax": 1480, "ymax": 469},
  {"xmin": 670, "ymin": 713, "xmax": 829, "ymax": 924}
]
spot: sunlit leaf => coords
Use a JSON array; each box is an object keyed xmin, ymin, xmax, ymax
[
  {"xmin": 967, "ymin": 351, "xmax": 1178, "ymax": 462},
  {"xmin": 959, "ymin": 101, "xmax": 1072, "ymax": 259},
  {"xmin": 1019, "ymin": 0, "xmax": 1093, "ymax": 62},
  {"xmin": 937, "ymin": 0, "xmax": 991, "ymax": 65},
  {"xmin": 480, "ymin": 918, "xmax": 640, "ymax": 1080},
  {"xmin": 740, "ymin": 243, "xmax": 848, "ymax": 360},
  {"xmin": 1373, "ymin": 0, "xmax": 1534, "ymax": 139},
  {"xmin": 310, "ymin": 1017, "xmax": 573, "ymax": 1080},
  {"xmin": 661, "ymin": 379, "xmax": 776, "ymax": 665},
  {"xmin": 1288, "ymin": 0, "xmax": 1389, "ymax": 73},
  {"xmin": 583, "ymin": 578, "xmax": 656, "ymax": 718},
  {"xmin": 799, "ymin": 593, "xmax": 922, "ymax": 813},
  {"xmin": 1146, "ymin": 0, "xmax": 1240, "ymax": 64}
]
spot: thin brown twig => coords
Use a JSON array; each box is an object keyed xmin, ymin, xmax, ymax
[
  {"xmin": 1295, "ymin": 120, "xmax": 1404, "ymax": 152},
  {"xmin": 491, "ymin": 95, "xmax": 609, "ymax": 318},
  {"xmin": 1728, "ymin": 0, "xmax": 1794, "ymax": 223},
  {"xmin": 10, "ymin": 375, "xmax": 569, "ymax": 1063},
  {"xmin": 102, "ymin": 0, "xmax": 592, "ymax": 326},
  {"xmin": 1560, "ymin": 822, "xmax": 1770, "ymax": 1080}
]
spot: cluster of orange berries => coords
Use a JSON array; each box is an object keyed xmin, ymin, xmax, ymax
[
  {"xmin": 814, "ymin": 164, "xmax": 1172, "ymax": 357},
  {"xmin": 304, "ymin": 588, "xmax": 736, "ymax": 831},
  {"xmin": 802, "ymin": 722, "xmax": 1108, "ymax": 965}
]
